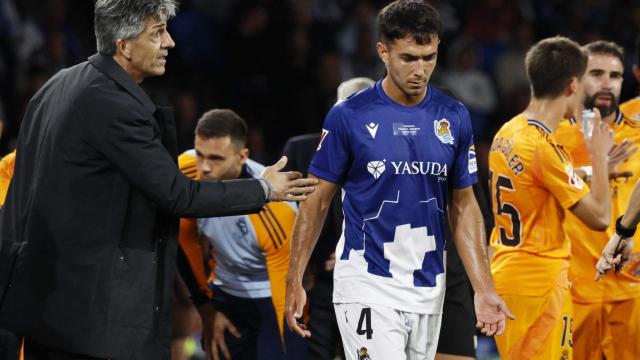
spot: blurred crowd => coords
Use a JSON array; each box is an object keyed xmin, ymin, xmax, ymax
[{"xmin": 1, "ymin": 0, "xmax": 640, "ymax": 178}]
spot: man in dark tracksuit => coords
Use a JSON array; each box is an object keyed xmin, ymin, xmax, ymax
[{"xmin": 0, "ymin": 1, "xmax": 315, "ymax": 359}]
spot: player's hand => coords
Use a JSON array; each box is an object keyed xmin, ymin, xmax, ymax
[
  {"xmin": 260, "ymin": 156, "xmax": 318, "ymax": 202},
  {"xmin": 586, "ymin": 108, "xmax": 614, "ymax": 162},
  {"xmin": 608, "ymin": 139, "xmax": 636, "ymax": 181},
  {"xmin": 595, "ymin": 233, "xmax": 634, "ymax": 280},
  {"xmin": 196, "ymin": 302, "xmax": 216, "ymax": 360},
  {"xmin": 211, "ymin": 311, "xmax": 241, "ymax": 360},
  {"xmin": 285, "ymin": 280, "xmax": 311, "ymax": 337},
  {"xmin": 474, "ymin": 291, "xmax": 515, "ymax": 337}
]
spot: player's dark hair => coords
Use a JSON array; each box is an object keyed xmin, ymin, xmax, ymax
[
  {"xmin": 525, "ymin": 36, "xmax": 587, "ymax": 98},
  {"xmin": 377, "ymin": 0, "xmax": 441, "ymax": 45},
  {"xmin": 584, "ymin": 40, "xmax": 624, "ymax": 65},
  {"xmin": 195, "ymin": 109, "xmax": 248, "ymax": 147}
]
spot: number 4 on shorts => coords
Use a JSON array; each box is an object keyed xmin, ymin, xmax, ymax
[{"xmin": 357, "ymin": 307, "xmax": 373, "ymax": 339}]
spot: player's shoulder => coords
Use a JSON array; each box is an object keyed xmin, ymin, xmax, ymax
[
  {"xmin": 244, "ymin": 158, "xmax": 266, "ymax": 179},
  {"xmin": 429, "ymin": 86, "xmax": 469, "ymax": 116},
  {"xmin": 179, "ymin": 149, "xmax": 198, "ymax": 179},
  {"xmin": 620, "ymin": 97, "xmax": 640, "ymax": 118},
  {"xmin": 333, "ymin": 84, "xmax": 378, "ymax": 114}
]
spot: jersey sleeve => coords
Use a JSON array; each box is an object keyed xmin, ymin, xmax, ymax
[
  {"xmin": 534, "ymin": 142, "xmax": 590, "ymax": 209},
  {"xmin": 252, "ymin": 202, "xmax": 297, "ymax": 341},
  {"xmin": 451, "ymin": 105, "xmax": 478, "ymax": 189},
  {"xmin": 308, "ymin": 105, "xmax": 352, "ymax": 184}
]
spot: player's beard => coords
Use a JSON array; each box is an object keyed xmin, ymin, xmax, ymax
[{"xmin": 584, "ymin": 91, "xmax": 619, "ymax": 118}]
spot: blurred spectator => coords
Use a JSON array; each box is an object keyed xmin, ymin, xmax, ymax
[{"xmin": 440, "ymin": 36, "xmax": 497, "ymax": 140}]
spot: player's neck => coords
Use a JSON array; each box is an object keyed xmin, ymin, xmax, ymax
[
  {"xmin": 522, "ymin": 98, "xmax": 567, "ymax": 132},
  {"xmin": 381, "ymin": 77, "xmax": 427, "ymax": 106}
]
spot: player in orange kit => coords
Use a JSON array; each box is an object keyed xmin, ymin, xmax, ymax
[
  {"xmin": 555, "ymin": 40, "xmax": 640, "ymax": 360},
  {"xmin": 489, "ymin": 36, "xmax": 614, "ymax": 360}
]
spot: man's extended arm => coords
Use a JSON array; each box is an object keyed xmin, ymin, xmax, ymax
[
  {"xmin": 285, "ymin": 176, "xmax": 337, "ymax": 337},
  {"xmin": 449, "ymin": 186, "xmax": 514, "ymax": 336}
]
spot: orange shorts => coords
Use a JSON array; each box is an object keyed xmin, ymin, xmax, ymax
[
  {"xmin": 495, "ymin": 283, "xmax": 573, "ymax": 360},
  {"xmin": 573, "ymin": 297, "xmax": 640, "ymax": 360}
]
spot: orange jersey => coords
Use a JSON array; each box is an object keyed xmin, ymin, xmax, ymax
[
  {"xmin": 555, "ymin": 111, "xmax": 640, "ymax": 303},
  {"xmin": 619, "ymin": 97, "xmax": 640, "ymax": 120},
  {"xmin": 490, "ymin": 114, "xmax": 589, "ymax": 296},
  {"xmin": 0, "ymin": 150, "xmax": 16, "ymax": 206}
]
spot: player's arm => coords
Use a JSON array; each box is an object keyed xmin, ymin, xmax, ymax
[
  {"xmin": 449, "ymin": 186, "xmax": 514, "ymax": 337},
  {"xmin": 569, "ymin": 112, "xmax": 614, "ymax": 230},
  {"xmin": 285, "ymin": 176, "xmax": 338, "ymax": 337}
]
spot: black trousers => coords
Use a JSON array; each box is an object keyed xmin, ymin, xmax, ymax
[
  {"xmin": 0, "ymin": 328, "xmax": 20, "ymax": 360},
  {"xmin": 307, "ymin": 278, "xmax": 344, "ymax": 360},
  {"xmin": 23, "ymin": 339, "xmax": 105, "ymax": 360}
]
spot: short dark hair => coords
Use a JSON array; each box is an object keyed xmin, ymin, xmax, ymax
[
  {"xmin": 94, "ymin": 0, "xmax": 178, "ymax": 55},
  {"xmin": 195, "ymin": 109, "xmax": 247, "ymax": 147},
  {"xmin": 377, "ymin": 0, "xmax": 441, "ymax": 45},
  {"xmin": 525, "ymin": 36, "xmax": 587, "ymax": 98},
  {"xmin": 583, "ymin": 40, "xmax": 624, "ymax": 65}
]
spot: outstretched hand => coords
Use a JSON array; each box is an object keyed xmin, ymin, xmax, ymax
[
  {"xmin": 285, "ymin": 280, "xmax": 311, "ymax": 338},
  {"xmin": 260, "ymin": 156, "xmax": 318, "ymax": 202},
  {"xmin": 474, "ymin": 291, "xmax": 515, "ymax": 336}
]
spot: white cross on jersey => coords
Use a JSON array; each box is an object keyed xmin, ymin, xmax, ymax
[{"xmin": 383, "ymin": 224, "xmax": 436, "ymax": 286}]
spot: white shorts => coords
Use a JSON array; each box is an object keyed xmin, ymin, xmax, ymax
[{"xmin": 334, "ymin": 302, "xmax": 442, "ymax": 360}]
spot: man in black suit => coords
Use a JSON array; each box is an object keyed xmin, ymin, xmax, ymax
[{"xmin": 0, "ymin": 1, "xmax": 315, "ymax": 359}]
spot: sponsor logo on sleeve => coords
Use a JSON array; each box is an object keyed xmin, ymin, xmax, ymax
[
  {"xmin": 468, "ymin": 145, "xmax": 478, "ymax": 174},
  {"xmin": 317, "ymin": 129, "xmax": 329, "ymax": 151},
  {"xmin": 434, "ymin": 119, "xmax": 454, "ymax": 145},
  {"xmin": 564, "ymin": 163, "xmax": 584, "ymax": 190}
]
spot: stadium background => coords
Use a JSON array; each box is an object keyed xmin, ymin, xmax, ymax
[{"xmin": 1, "ymin": 0, "xmax": 639, "ymax": 359}]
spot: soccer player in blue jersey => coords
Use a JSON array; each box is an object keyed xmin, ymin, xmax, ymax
[{"xmin": 285, "ymin": 1, "xmax": 513, "ymax": 359}]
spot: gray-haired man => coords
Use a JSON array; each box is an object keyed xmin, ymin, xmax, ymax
[{"xmin": 0, "ymin": 1, "xmax": 315, "ymax": 359}]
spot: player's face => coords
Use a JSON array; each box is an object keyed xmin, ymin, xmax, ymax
[
  {"xmin": 583, "ymin": 53, "xmax": 624, "ymax": 118},
  {"xmin": 378, "ymin": 35, "xmax": 439, "ymax": 100},
  {"xmin": 194, "ymin": 135, "xmax": 248, "ymax": 181},
  {"xmin": 126, "ymin": 17, "xmax": 175, "ymax": 82}
]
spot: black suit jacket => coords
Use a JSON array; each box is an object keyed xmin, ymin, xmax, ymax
[{"xmin": 0, "ymin": 54, "xmax": 265, "ymax": 359}]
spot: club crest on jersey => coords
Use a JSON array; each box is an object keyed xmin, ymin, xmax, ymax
[
  {"xmin": 564, "ymin": 163, "xmax": 584, "ymax": 190},
  {"xmin": 468, "ymin": 145, "xmax": 478, "ymax": 174},
  {"xmin": 434, "ymin": 119, "xmax": 454, "ymax": 145},
  {"xmin": 367, "ymin": 160, "xmax": 386, "ymax": 179},
  {"xmin": 317, "ymin": 129, "xmax": 329, "ymax": 151},
  {"xmin": 358, "ymin": 347, "xmax": 372, "ymax": 360},
  {"xmin": 366, "ymin": 122, "xmax": 379, "ymax": 139}
]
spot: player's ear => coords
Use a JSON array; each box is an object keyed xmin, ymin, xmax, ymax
[
  {"xmin": 566, "ymin": 76, "xmax": 578, "ymax": 96},
  {"xmin": 377, "ymin": 41, "xmax": 389, "ymax": 64},
  {"xmin": 239, "ymin": 147, "xmax": 249, "ymax": 164}
]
